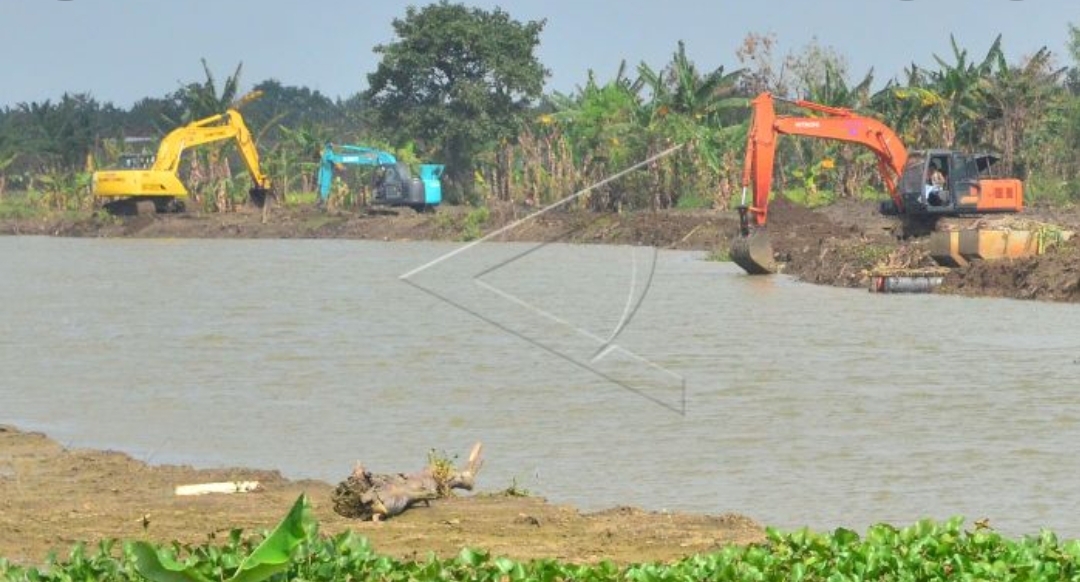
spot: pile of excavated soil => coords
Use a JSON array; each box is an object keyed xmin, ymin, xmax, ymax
[
  {"xmin": 940, "ymin": 238, "xmax": 1080, "ymax": 301},
  {"xmin": 0, "ymin": 426, "xmax": 764, "ymax": 567},
  {"xmin": 755, "ymin": 198, "xmax": 1080, "ymax": 300},
  {"xmin": 763, "ymin": 198, "xmax": 936, "ymax": 287}
]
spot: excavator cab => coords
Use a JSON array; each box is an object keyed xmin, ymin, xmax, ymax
[
  {"xmin": 371, "ymin": 163, "xmax": 415, "ymax": 206},
  {"xmin": 891, "ymin": 151, "xmax": 956, "ymax": 214},
  {"xmin": 889, "ymin": 149, "xmax": 1022, "ymax": 217},
  {"xmin": 371, "ymin": 162, "xmax": 443, "ymax": 211},
  {"xmin": 117, "ymin": 153, "xmax": 156, "ymax": 170}
]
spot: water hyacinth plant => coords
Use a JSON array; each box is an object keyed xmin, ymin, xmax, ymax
[{"xmin": 3, "ymin": 496, "xmax": 1080, "ymax": 581}]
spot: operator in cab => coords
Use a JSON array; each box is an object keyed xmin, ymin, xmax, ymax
[{"xmin": 924, "ymin": 162, "xmax": 947, "ymax": 206}]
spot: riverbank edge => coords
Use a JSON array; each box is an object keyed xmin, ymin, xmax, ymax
[{"xmin": 0, "ymin": 423, "xmax": 768, "ymax": 567}]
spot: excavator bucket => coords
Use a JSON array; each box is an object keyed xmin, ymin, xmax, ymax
[
  {"xmin": 249, "ymin": 187, "xmax": 271, "ymax": 208},
  {"xmin": 731, "ymin": 229, "xmax": 777, "ymax": 275}
]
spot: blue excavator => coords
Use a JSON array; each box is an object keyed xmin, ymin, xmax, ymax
[{"xmin": 316, "ymin": 144, "xmax": 443, "ymax": 211}]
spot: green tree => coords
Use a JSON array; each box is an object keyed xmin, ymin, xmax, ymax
[
  {"xmin": 365, "ymin": 1, "xmax": 549, "ymax": 203},
  {"xmin": 547, "ymin": 68, "xmax": 644, "ymax": 210},
  {"xmin": 273, "ymin": 124, "xmax": 332, "ymax": 195},
  {"xmin": 798, "ymin": 58, "xmax": 875, "ymax": 199},
  {"xmin": 125, "ymin": 96, "xmax": 186, "ymax": 137},
  {"xmin": 0, "ymin": 148, "xmax": 16, "ymax": 197},
  {"xmin": 1066, "ymin": 22, "xmax": 1080, "ymax": 93},
  {"xmin": 984, "ymin": 47, "xmax": 1065, "ymax": 177},
  {"xmin": 924, "ymin": 34, "xmax": 1003, "ymax": 148},
  {"xmin": 1062, "ymin": 23, "xmax": 1080, "ymax": 188},
  {"xmin": 11, "ymin": 93, "xmax": 112, "ymax": 173},
  {"xmin": 637, "ymin": 41, "xmax": 745, "ymax": 208},
  {"xmin": 169, "ymin": 60, "xmax": 265, "ymax": 211},
  {"xmin": 243, "ymin": 79, "xmax": 337, "ymax": 145}
]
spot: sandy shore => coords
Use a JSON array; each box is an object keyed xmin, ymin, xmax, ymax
[{"xmin": 0, "ymin": 425, "xmax": 764, "ymax": 567}]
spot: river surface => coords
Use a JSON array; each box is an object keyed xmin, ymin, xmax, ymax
[{"xmin": 2, "ymin": 235, "xmax": 1080, "ymax": 538}]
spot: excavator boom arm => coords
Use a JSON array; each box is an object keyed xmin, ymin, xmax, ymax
[
  {"xmin": 741, "ymin": 93, "xmax": 908, "ymax": 227},
  {"xmin": 732, "ymin": 92, "xmax": 909, "ymax": 275},
  {"xmin": 733, "ymin": 92, "xmax": 1023, "ymax": 276},
  {"xmin": 316, "ymin": 144, "xmax": 398, "ymax": 200},
  {"xmin": 150, "ymin": 110, "xmax": 270, "ymax": 190}
]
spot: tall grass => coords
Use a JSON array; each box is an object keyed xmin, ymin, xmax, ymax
[{"xmin": 0, "ymin": 191, "xmax": 93, "ymax": 220}]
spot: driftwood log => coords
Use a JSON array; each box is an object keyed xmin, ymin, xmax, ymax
[{"xmin": 332, "ymin": 443, "xmax": 483, "ymax": 521}]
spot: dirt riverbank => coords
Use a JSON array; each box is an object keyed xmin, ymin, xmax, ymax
[
  {"xmin": 0, "ymin": 426, "xmax": 764, "ymax": 567},
  {"xmin": 3, "ymin": 198, "xmax": 1079, "ymax": 301}
]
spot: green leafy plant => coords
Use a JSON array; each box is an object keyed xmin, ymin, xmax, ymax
[
  {"xmin": 460, "ymin": 206, "xmax": 491, "ymax": 241},
  {"xmin": 6, "ymin": 513, "xmax": 1080, "ymax": 581},
  {"xmin": 427, "ymin": 449, "xmax": 458, "ymax": 497},
  {"xmin": 855, "ymin": 244, "xmax": 894, "ymax": 265},
  {"xmin": 132, "ymin": 493, "xmax": 316, "ymax": 582},
  {"xmin": 0, "ymin": 193, "xmax": 49, "ymax": 220},
  {"xmin": 501, "ymin": 477, "xmax": 531, "ymax": 497},
  {"xmin": 706, "ymin": 246, "xmax": 732, "ymax": 262}
]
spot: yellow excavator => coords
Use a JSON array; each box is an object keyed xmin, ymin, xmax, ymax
[{"xmin": 91, "ymin": 109, "xmax": 272, "ymax": 214}]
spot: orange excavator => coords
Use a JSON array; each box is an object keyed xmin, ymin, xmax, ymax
[{"xmin": 731, "ymin": 92, "xmax": 1023, "ymax": 274}]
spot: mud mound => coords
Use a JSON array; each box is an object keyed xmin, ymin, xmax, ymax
[
  {"xmin": 765, "ymin": 197, "xmax": 835, "ymax": 234},
  {"xmin": 941, "ymin": 239, "xmax": 1080, "ymax": 302},
  {"xmin": 558, "ymin": 209, "xmax": 732, "ymax": 249},
  {"xmin": 814, "ymin": 197, "xmax": 897, "ymax": 233},
  {"xmin": 763, "ymin": 197, "xmax": 916, "ymax": 287},
  {"xmin": 753, "ymin": 197, "xmax": 1080, "ymax": 296}
]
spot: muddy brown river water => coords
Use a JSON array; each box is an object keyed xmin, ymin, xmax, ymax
[{"xmin": 2, "ymin": 236, "xmax": 1080, "ymax": 537}]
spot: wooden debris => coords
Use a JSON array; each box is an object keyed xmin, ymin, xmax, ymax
[{"xmin": 332, "ymin": 442, "xmax": 483, "ymax": 521}]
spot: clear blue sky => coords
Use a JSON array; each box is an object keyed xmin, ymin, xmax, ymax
[{"xmin": 2, "ymin": 0, "xmax": 1074, "ymax": 108}]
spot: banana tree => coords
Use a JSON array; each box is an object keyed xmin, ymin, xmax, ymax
[
  {"xmin": 0, "ymin": 151, "xmax": 15, "ymax": 198},
  {"xmin": 800, "ymin": 64, "xmax": 877, "ymax": 198},
  {"xmin": 171, "ymin": 60, "xmax": 260, "ymax": 210},
  {"xmin": 982, "ymin": 47, "xmax": 1066, "ymax": 177},
  {"xmin": 274, "ymin": 124, "xmax": 331, "ymax": 197},
  {"xmin": 547, "ymin": 70, "xmax": 645, "ymax": 210},
  {"xmin": 924, "ymin": 34, "xmax": 1003, "ymax": 148},
  {"xmin": 637, "ymin": 41, "xmax": 745, "ymax": 209}
]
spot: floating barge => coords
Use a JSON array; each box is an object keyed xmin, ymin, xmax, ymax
[
  {"xmin": 928, "ymin": 225, "xmax": 1073, "ymax": 266},
  {"xmin": 871, "ymin": 225, "xmax": 1073, "ymax": 293}
]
